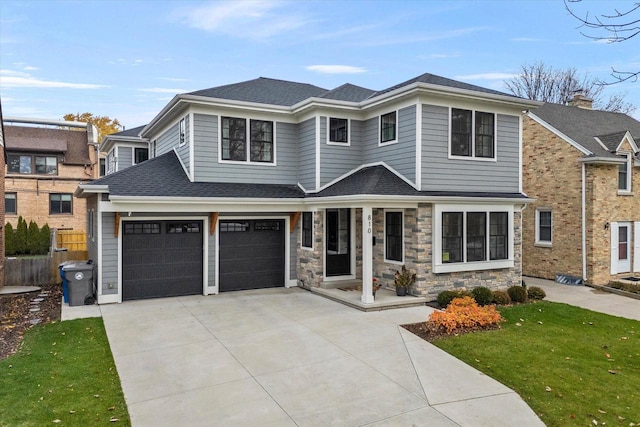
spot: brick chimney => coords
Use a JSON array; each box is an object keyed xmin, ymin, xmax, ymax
[{"xmin": 568, "ymin": 90, "xmax": 593, "ymax": 109}]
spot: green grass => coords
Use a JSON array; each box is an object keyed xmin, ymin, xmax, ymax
[
  {"xmin": 433, "ymin": 301, "xmax": 640, "ymax": 427},
  {"xmin": 0, "ymin": 318, "xmax": 130, "ymax": 426}
]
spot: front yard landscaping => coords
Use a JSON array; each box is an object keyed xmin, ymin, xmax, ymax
[
  {"xmin": 0, "ymin": 318, "xmax": 130, "ymax": 426},
  {"xmin": 425, "ymin": 301, "xmax": 639, "ymax": 426}
]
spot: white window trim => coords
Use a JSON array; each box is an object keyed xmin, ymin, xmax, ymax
[
  {"xmin": 133, "ymin": 147, "xmax": 149, "ymax": 165},
  {"xmin": 5, "ymin": 192, "xmax": 17, "ymax": 215},
  {"xmin": 379, "ymin": 110, "xmax": 398, "ymax": 146},
  {"xmin": 433, "ymin": 204, "xmax": 514, "ymax": 274},
  {"xmin": 217, "ymin": 116, "xmax": 278, "ymax": 166},
  {"xmin": 326, "ymin": 117, "xmax": 350, "ymax": 146},
  {"xmin": 301, "ymin": 211, "xmax": 314, "ymax": 251},
  {"xmin": 448, "ymin": 107, "xmax": 498, "ymax": 162},
  {"xmin": 178, "ymin": 117, "xmax": 186, "ymax": 147},
  {"xmin": 535, "ymin": 208, "xmax": 552, "ymax": 247},
  {"xmin": 384, "ymin": 209, "xmax": 404, "ymax": 264},
  {"xmin": 617, "ymin": 153, "xmax": 632, "ymax": 195}
]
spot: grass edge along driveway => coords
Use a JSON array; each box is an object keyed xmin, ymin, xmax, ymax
[
  {"xmin": 0, "ymin": 317, "xmax": 130, "ymax": 426},
  {"xmin": 432, "ymin": 301, "xmax": 639, "ymax": 427}
]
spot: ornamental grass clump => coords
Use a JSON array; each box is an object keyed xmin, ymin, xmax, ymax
[{"xmin": 426, "ymin": 296, "xmax": 505, "ymax": 335}]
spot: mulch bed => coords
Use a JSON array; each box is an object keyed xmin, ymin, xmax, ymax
[
  {"xmin": 0, "ymin": 283, "xmax": 62, "ymax": 360},
  {"xmin": 402, "ymin": 322, "xmax": 503, "ymax": 343}
]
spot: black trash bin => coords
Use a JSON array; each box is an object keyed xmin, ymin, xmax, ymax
[{"xmin": 62, "ymin": 261, "xmax": 95, "ymax": 306}]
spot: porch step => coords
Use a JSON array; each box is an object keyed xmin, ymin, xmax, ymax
[{"xmin": 319, "ymin": 279, "xmax": 361, "ymax": 290}]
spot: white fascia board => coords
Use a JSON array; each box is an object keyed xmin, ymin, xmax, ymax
[
  {"xmin": 74, "ymin": 184, "xmax": 109, "ymax": 197},
  {"xmin": 579, "ymin": 156, "xmax": 626, "ymax": 164},
  {"xmin": 310, "ymin": 161, "xmax": 418, "ymax": 194},
  {"xmin": 527, "ymin": 113, "xmax": 592, "ymax": 155},
  {"xmin": 103, "ymin": 197, "xmax": 306, "ymax": 212},
  {"xmin": 616, "ymin": 131, "xmax": 639, "ymax": 153},
  {"xmin": 593, "ymin": 137, "xmax": 609, "ymax": 151},
  {"xmin": 304, "ymin": 194, "xmax": 534, "ymax": 206},
  {"xmin": 4, "ymin": 116, "xmax": 88, "ymax": 128},
  {"xmin": 140, "ymin": 94, "xmax": 183, "ymax": 137}
]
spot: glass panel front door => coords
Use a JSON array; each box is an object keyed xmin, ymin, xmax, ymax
[
  {"xmin": 326, "ymin": 209, "xmax": 351, "ymax": 276},
  {"xmin": 617, "ymin": 224, "xmax": 631, "ymax": 273}
]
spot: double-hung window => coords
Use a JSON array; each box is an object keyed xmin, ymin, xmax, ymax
[
  {"xmin": 7, "ymin": 154, "xmax": 57, "ymax": 175},
  {"xmin": 450, "ymin": 108, "xmax": 495, "ymax": 159},
  {"xmin": 380, "ymin": 112, "xmax": 397, "ymax": 144},
  {"xmin": 179, "ymin": 118, "xmax": 186, "ymax": 146},
  {"xmin": 50, "ymin": 193, "xmax": 72, "ymax": 214},
  {"xmin": 328, "ymin": 118, "xmax": 349, "ymax": 144},
  {"xmin": 535, "ymin": 209, "xmax": 552, "ymax": 246},
  {"xmin": 385, "ymin": 211, "xmax": 403, "ymax": 262},
  {"xmin": 5, "ymin": 193, "xmax": 17, "ymax": 215},
  {"xmin": 618, "ymin": 154, "xmax": 631, "ymax": 193},
  {"xmin": 221, "ymin": 116, "xmax": 274, "ymax": 163},
  {"xmin": 134, "ymin": 147, "xmax": 148, "ymax": 164},
  {"xmin": 301, "ymin": 212, "xmax": 313, "ymax": 249},
  {"xmin": 435, "ymin": 205, "xmax": 513, "ymax": 273}
]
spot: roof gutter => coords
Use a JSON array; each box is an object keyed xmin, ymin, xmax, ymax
[
  {"xmin": 75, "ymin": 184, "xmax": 109, "ymax": 197},
  {"xmin": 579, "ymin": 157, "xmax": 626, "ymax": 164}
]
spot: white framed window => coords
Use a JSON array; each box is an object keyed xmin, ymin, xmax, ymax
[
  {"xmin": 107, "ymin": 151, "xmax": 116, "ymax": 174},
  {"xmin": 5, "ymin": 193, "xmax": 17, "ymax": 215},
  {"xmin": 535, "ymin": 209, "xmax": 552, "ymax": 246},
  {"xmin": 433, "ymin": 204, "xmax": 514, "ymax": 273},
  {"xmin": 384, "ymin": 210, "xmax": 404, "ymax": 263},
  {"xmin": 450, "ymin": 108, "xmax": 496, "ymax": 160},
  {"xmin": 379, "ymin": 111, "xmax": 397, "ymax": 145},
  {"xmin": 179, "ymin": 118, "xmax": 186, "ymax": 146},
  {"xmin": 220, "ymin": 116, "xmax": 275, "ymax": 164},
  {"xmin": 328, "ymin": 117, "xmax": 349, "ymax": 145},
  {"xmin": 301, "ymin": 212, "xmax": 313, "ymax": 250},
  {"xmin": 618, "ymin": 153, "xmax": 632, "ymax": 193},
  {"xmin": 87, "ymin": 208, "xmax": 95, "ymax": 241}
]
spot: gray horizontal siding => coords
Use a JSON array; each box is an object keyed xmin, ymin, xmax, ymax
[
  {"xmin": 192, "ymin": 114, "xmax": 297, "ymax": 184},
  {"xmin": 320, "ymin": 117, "xmax": 364, "ymax": 186},
  {"xmin": 101, "ymin": 212, "xmax": 118, "ymax": 295},
  {"xmin": 421, "ymin": 104, "xmax": 520, "ymax": 192},
  {"xmin": 298, "ymin": 118, "xmax": 316, "ymax": 190},
  {"xmin": 363, "ymin": 106, "xmax": 416, "ymax": 183},
  {"xmin": 156, "ymin": 121, "xmax": 180, "ymax": 156},
  {"xmin": 118, "ymin": 147, "xmax": 133, "ymax": 172}
]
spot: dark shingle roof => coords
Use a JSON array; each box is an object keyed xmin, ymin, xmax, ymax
[
  {"xmin": 596, "ymin": 131, "xmax": 629, "ymax": 152},
  {"xmin": 109, "ymin": 125, "xmax": 146, "ymax": 138},
  {"xmin": 318, "ymin": 83, "xmax": 376, "ymax": 102},
  {"xmin": 369, "ymin": 73, "xmax": 512, "ymax": 99},
  {"xmin": 533, "ymin": 103, "xmax": 640, "ymax": 157},
  {"xmin": 4, "ymin": 125, "xmax": 91, "ymax": 165},
  {"xmin": 188, "ymin": 77, "xmax": 328, "ymax": 107},
  {"xmin": 92, "ymin": 151, "xmax": 304, "ymax": 198}
]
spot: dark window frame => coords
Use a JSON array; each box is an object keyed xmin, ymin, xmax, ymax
[
  {"xmin": 450, "ymin": 108, "xmax": 496, "ymax": 159},
  {"xmin": 250, "ymin": 119, "xmax": 274, "ymax": 163},
  {"xmin": 124, "ymin": 222, "xmax": 161, "ymax": 235},
  {"xmin": 134, "ymin": 147, "xmax": 149, "ymax": 164},
  {"xmin": 221, "ymin": 116, "xmax": 275, "ymax": 164},
  {"xmin": 385, "ymin": 211, "xmax": 403, "ymax": 262},
  {"xmin": 536, "ymin": 209, "xmax": 552, "ymax": 245},
  {"xmin": 7, "ymin": 153, "xmax": 58, "ymax": 175},
  {"xmin": 380, "ymin": 111, "xmax": 397, "ymax": 144},
  {"xmin": 328, "ymin": 117, "xmax": 349, "ymax": 144},
  {"xmin": 618, "ymin": 154, "xmax": 630, "ymax": 191},
  {"xmin": 443, "ymin": 210, "xmax": 509, "ymax": 264},
  {"xmin": 179, "ymin": 118, "xmax": 186, "ymax": 146},
  {"xmin": 301, "ymin": 212, "xmax": 313, "ymax": 249},
  {"xmin": 49, "ymin": 193, "xmax": 73, "ymax": 215},
  {"xmin": 5, "ymin": 192, "xmax": 17, "ymax": 215}
]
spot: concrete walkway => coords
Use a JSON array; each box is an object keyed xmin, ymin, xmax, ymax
[
  {"xmin": 68, "ymin": 288, "xmax": 542, "ymax": 427},
  {"xmin": 524, "ymin": 277, "xmax": 640, "ymax": 321}
]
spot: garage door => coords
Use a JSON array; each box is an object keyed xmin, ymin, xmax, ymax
[
  {"xmin": 219, "ymin": 219, "xmax": 285, "ymax": 291},
  {"xmin": 122, "ymin": 220, "xmax": 203, "ymax": 300}
]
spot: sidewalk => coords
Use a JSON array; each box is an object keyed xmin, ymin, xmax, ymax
[{"xmin": 524, "ymin": 276, "xmax": 640, "ymax": 321}]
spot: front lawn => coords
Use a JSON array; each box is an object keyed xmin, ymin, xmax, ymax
[
  {"xmin": 432, "ymin": 301, "xmax": 639, "ymax": 427},
  {"xmin": 0, "ymin": 318, "xmax": 130, "ymax": 426}
]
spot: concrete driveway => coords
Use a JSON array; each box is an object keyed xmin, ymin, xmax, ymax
[{"xmin": 99, "ymin": 288, "xmax": 543, "ymax": 427}]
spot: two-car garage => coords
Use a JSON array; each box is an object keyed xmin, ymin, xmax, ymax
[{"xmin": 121, "ymin": 219, "xmax": 285, "ymax": 300}]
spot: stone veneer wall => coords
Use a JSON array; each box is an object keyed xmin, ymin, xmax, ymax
[{"xmin": 297, "ymin": 210, "xmax": 324, "ymax": 288}]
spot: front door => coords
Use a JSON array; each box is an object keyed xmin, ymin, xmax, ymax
[
  {"xmin": 326, "ymin": 208, "xmax": 351, "ymax": 276},
  {"xmin": 617, "ymin": 222, "xmax": 632, "ymax": 273}
]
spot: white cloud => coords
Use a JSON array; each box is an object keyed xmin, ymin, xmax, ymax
[
  {"xmin": 455, "ymin": 73, "xmax": 518, "ymax": 80},
  {"xmin": 138, "ymin": 88, "xmax": 186, "ymax": 94},
  {"xmin": 23, "ymin": 65, "xmax": 38, "ymax": 71},
  {"xmin": 177, "ymin": 1, "xmax": 309, "ymax": 39},
  {"xmin": 306, "ymin": 65, "xmax": 367, "ymax": 74},
  {"xmin": 0, "ymin": 69, "xmax": 106, "ymax": 89}
]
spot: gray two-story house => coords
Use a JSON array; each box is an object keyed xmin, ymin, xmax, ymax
[
  {"xmin": 75, "ymin": 73, "xmax": 539, "ymax": 305},
  {"xmin": 101, "ymin": 125, "xmax": 149, "ymax": 176}
]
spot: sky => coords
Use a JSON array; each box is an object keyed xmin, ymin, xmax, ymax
[{"xmin": 1, "ymin": 0, "xmax": 639, "ymax": 129}]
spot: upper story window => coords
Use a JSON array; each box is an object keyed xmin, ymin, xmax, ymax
[
  {"xmin": 179, "ymin": 118, "xmax": 186, "ymax": 146},
  {"xmin": 5, "ymin": 193, "xmax": 17, "ymax": 215},
  {"xmin": 221, "ymin": 116, "xmax": 274, "ymax": 164},
  {"xmin": 99, "ymin": 158, "xmax": 106, "ymax": 177},
  {"xmin": 107, "ymin": 151, "xmax": 116, "ymax": 174},
  {"xmin": 134, "ymin": 147, "xmax": 149, "ymax": 164},
  {"xmin": 151, "ymin": 140, "xmax": 157, "ymax": 158},
  {"xmin": 7, "ymin": 154, "xmax": 57, "ymax": 175},
  {"xmin": 535, "ymin": 209, "xmax": 552, "ymax": 246},
  {"xmin": 328, "ymin": 118, "xmax": 349, "ymax": 144},
  {"xmin": 450, "ymin": 108, "xmax": 495, "ymax": 159},
  {"xmin": 618, "ymin": 154, "xmax": 631, "ymax": 193},
  {"xmin": 380, "ymin": 111, "xmax": 397, "ymax": 144}
]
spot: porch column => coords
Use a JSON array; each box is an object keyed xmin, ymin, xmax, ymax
[{"xmin": 361, "ymin": 206, "xmax": 374, "ymax": 304}]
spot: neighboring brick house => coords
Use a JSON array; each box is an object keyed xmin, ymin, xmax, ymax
[
  {"xmin": 101, "ymin": 125, "xmax": 148, "ymax": 175},
  {"xmin": 4, "ymin": 118, "xmax": 99, "ymax": 231},
  {"xmin": 0, "ymin": 104, "xmax": 6, "ymax": 288},
  {"xmin": 75, "ymin": 74, "xmax": 540, "ymax": 305},
  {"xmin": 523, "ymin": 97, "xmax": 640, "ymax": 285}
]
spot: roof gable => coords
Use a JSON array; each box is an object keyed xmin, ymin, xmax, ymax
[
  {"xmin": 318, "ymin": 83, "xmax": 376, "ymax": 102},
  {"xmin": 4, "ymin": 125, "xmax": 91, "ymax": 165}
]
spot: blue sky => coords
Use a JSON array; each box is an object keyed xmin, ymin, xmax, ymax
[{"xmin": 1, "ymin": 0, "xmax": 639, "ymax": 129}]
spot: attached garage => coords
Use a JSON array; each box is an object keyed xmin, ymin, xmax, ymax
[
  {"xmin": 219, "ymin": 219, "xmax": 285, "ymax": 291},
  {"xmin": 122, "ymin": 220, "xmax": 204, "ymax": 300}
]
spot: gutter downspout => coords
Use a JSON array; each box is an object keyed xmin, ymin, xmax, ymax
[{"xmin": 582, "ymin": 163, "xmax": 587, "ymax": 282}]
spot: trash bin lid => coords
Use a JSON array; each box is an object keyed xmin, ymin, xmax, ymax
[
  {"xmin": 61, "ymin": 262, "xmax": 94, "ymax": 272},
  {"xmin": 59, "ymin": 260, "xmax": 84, "ymax": 268}
]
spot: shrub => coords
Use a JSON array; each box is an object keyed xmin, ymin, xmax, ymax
[
  {"xmin": 508, "ymin": 285, "xmax": 528, "ymax": 303},
  {"xmin": 471, "ymin": 286, "xmax": 494, "ymax": 306},
  {"xmin": 5, "ymin": 223, "xmax": 16, "ymax": 256},
  {"xmin": 527, "ymin": 286, "xmax": 546, "ymax": 300},
  {"xmin": 437, "ymin": 290, "xmax": 472, "ymax": 308},
  {"xmin": 39, "ymin": 224, "xmax": 51, "ymax": 254},
  {"xmin": 426, "ymin": 296, "xmax": 505, "ymax": 335},
  {"xmin": 15, "ymin": 216, "xmax": 28, "ymax": 255},
  {"xmin": 492, "ymin": 290, "xmax": 511, "ymax": 305},
  {"xmin": 608, "ymin": 281, "xmax": 640, "ymax": 295},
  {"xmin": 27, "ymin": 220, "xmax": 40, "ymax": 254},
  {"xmin": 394, "ymin": 265, "xmax": 416, "ymax": 289}
]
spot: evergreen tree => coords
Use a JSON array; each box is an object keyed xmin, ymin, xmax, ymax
[
  {"xmin": 27, "ymin": 220, "xmax": 40, "ymax": 254},
  {"xmin": 15, "ymin": 216, "xmax": 28, "ymax": 255},
  {"xmin": 39, "ymin": 224, "xmax": 51, "ymax": 254},
  {"xmin": 5, "ymin": 223, "xmax": 16, "ymax": 256}
]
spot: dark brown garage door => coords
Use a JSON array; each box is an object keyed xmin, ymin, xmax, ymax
[
  {"xmin": 122, "ymin": 221, "xmax": 203, "ymax": 300},
  {"xmin": 219, "ymin": 219, "xmax": 285, "ymax": 291}
]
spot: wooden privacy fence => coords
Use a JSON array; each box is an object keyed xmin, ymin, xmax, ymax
[
  {"xmin": 5, "ymin": 251, "xmax": 88, "ymax": 286},
  {"xmin": 56, "ymin": 230, "xmax": 87, "ymax": 252}
]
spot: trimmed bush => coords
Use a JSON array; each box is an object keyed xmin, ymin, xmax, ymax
[
  {"xmin": 15, "ymin": 216, "xmax": 28, "ymax": 255},
  {"xmin": 39, "ymin": 224, "xmax": 51, "ymax": 254},
  {"xmin": 471, "ymin": 286, "xmax": 494, "ymax": 306},
  {"xmin": 27, "ymin": 220, "xmax": 40, "ymax": 254},
  {"xmin": 508, "ymin": 285, "xmax": 528, "ymax": 303},
  {"xmin": 427, "ymin": 296, "xmax": 505, "ymax": 335},
  {"xmin": 437, "ymin": 290, "xmax": 471, "ymax": 308},
  {"xmin": 5, "ymin": 223, "xmax": 16, "ymax": 256},
  {"xmin": 492, "ymin": 290, "xmax": 512, "ymax": 305},
  {"xmin": 527, "ymin": 286, "xmax": 546, "ymax": 300}
]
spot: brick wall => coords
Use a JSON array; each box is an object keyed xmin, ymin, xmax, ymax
[{"xmin": 0, "ymin": 142, "xmax": 5, "ymax": 288}]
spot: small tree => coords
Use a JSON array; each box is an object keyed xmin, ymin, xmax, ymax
[
  {"xmin": 5, "ymin": 223, "xmax": 16, "ymax": 256},
  {"xmin": 27, "ymin": 220, "xmax": 40, "ymax": 254},
  {"xmin": 39, "ymin": 224, "xmax": 51, "ymax": 254},
  {"xmin": 15, "ymin": 216, "xmax": 28, "ymax": 255}
]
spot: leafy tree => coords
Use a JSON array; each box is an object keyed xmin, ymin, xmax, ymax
[
  {"xmin": 39, "ymin": 224, "xmax": 51, "ymax": 254},
  {"xmin": 27, "ymin": 220, "xmax": 40, "ymax": 255},
  {"xmin": 5, "ymin": 223, "xmax": 16, "ymax": 256},
  {"xmin": 63, "ymin": 112, "xmax": 122, "ymax": 142},
  {"xmin": 15, "ymin": 216, "xmax": 28, "ymax": 255},
  {"xmin": 565, "ymin": 0, "xmax": 639, "ymax": 84},
  {"xmin": 505, "ymin": 61, "xmax": 635, "ymax": 114}
]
